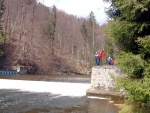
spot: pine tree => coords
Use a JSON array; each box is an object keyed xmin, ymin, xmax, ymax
[
  {"xmin": 104, "ymin": 0, "xmax": 150, "ymax": 104},
  {"xmin": 87, "ymin": 11, "xmax": 95, "ymax": 48},
  {"xmin": 48, "ymin": 5, "xmax": 57, "ymax": 55}
]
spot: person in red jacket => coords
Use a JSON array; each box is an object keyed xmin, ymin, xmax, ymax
[{"xmin": 97, "ymin": 49, "xmax": 106, "ymax": 65}]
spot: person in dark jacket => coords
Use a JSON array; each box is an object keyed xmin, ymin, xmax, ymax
[
  {"xmin": 107, "ymin": 57, "xmax": 111, "ymax": 65},
  {"xmin": 94, "ymin": 51, "xmax": 100, "ymax": 66}
]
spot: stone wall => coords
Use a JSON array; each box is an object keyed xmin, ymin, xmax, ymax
[
  {"xmin": 87, "ymin": 65, "xmax": 125, "ymax": 99},
  {"xmin": 91, "ymin": 65, "xmax": 124, "ymax": 90}
]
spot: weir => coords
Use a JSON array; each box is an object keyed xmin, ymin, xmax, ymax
[
  {"xmin": 0, "ymin": 79, "xmax": 90, "ymax": 97},
  {"xmin": 86, "ymin": 65, "xmax": 125, "ymax": 100}
]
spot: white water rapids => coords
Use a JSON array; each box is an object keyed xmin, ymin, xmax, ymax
[{"xmin": 0, "ymin": 79, "xmax": 90, "ymax": 97}]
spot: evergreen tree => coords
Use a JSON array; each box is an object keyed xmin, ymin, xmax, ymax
[
  {"xmin": 80, "ymin": 21, "xmax": 88, "ymax": 40},
  {"xmin": 48, "ymin": 5, "xmax": 57, "ymax": 54},
  {"xmin": 87, "ymin": 11, "xmax": 96, "ymax": 48},
  {"xmin": 104, "ymin": 0, "xmax": 150, "ymax": 105},
  {"xmin": 50, "ymin": 5, "xmax": 56, "ymax": 41}
]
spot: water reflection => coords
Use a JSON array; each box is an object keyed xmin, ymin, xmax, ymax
[
  {"xmin": 88, "ymin": 99, "xmax": 119, "ymax": 113},
  {"xmin": 0, "ymin": 79, "xmax": 123, "ymax": 113},
  {"xmin": 1, "ymin": 76, "xmax": 149, "ymax": 113},
  {"xmin": 0, "ymin": 89, "xmax": 120, "ymax": 113}
]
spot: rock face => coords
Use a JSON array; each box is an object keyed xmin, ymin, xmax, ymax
[{"xmin": 86, "ymin": 65, "xmax": 125, "ymax": 99}]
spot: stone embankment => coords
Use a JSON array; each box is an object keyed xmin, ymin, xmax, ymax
[{"xmin": 86, "ymin": 65, "xmax": 125, "ymax": 100}]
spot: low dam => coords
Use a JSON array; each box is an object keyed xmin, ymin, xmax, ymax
[{"xmin": 86, "ymin": 65, "xmax": 125, "ymax": 99}]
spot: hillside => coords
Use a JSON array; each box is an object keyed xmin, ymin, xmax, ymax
[{"xmin": 1, "ymin": 0, "xmax": 106, "ymax": 75}]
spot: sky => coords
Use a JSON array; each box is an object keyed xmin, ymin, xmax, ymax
[{"xmin": 37, "ymin": 0, "xmax": 110, "ymax": 25}]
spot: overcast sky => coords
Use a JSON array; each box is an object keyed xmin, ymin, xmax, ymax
[{"xmin": 37, "ymin": 0, "xmax": 110, "ymax": 25}]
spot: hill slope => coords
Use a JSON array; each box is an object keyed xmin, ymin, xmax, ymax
[{"xmin": 2, "ymin": 0, "xmax": 106, "ymax": 75}]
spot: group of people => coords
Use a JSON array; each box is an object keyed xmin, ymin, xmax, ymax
[
  {"xmin": 94, "ymin": 49, "xmax": 114, "ymax": 66},
  {"xmin": 107, "ymin": 56, "xmax": 114, "ymax": 65}
]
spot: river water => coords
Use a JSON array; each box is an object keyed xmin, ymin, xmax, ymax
[{"xmin": 0, "ymin": 76, "xmax": 122, "ymax": 113}]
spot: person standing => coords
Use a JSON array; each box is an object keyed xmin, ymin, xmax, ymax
[
  {"xmin": 94, "ymin": 51, "xmax": 99, "ymax": 66},
  {"xmin": 98, "ymin": 49, "xmax": 106, "ymax": 65}
]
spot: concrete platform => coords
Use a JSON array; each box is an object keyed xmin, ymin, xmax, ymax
[{"xmin": 86, "ymin": 65, "xmax": 125, "ymax": 100}]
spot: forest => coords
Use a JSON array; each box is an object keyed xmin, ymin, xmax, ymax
[
  {"xmin": 0, "ymin": 0, "xmax": 150, "ymax": 113},
  {"xmin": 104, "ymin": 0, "xmax": 150, "ymax": 112},
  {"xmin": 0, "ymin": 0, "xmax": 150, "ymax": 112},
  {"xmin": 0, "ymin": 0, "xmax": 106, "ymax": 75}
]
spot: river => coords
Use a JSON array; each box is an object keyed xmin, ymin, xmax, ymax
[{"xmin": 0, "ymin": 75, "xmax": 122, "ymax": 113}]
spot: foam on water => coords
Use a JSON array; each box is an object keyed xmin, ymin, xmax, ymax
[
  {"xmin": 87, "ymin": 96, "xmax": 111, "ymax": 100},
  {"xmin": 0, "ymin": 79, "xmax": 90, "ymax": 97}
]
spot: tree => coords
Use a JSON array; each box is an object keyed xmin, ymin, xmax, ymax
[
  {"xmin": 0, "ymin": 0, "xmax": 4, "ymax": 42},
  {"xmin": 0, "ymin": 0, "xmax": 4, "ymax": 67},
  {"xmin": 86, "ymin": 11, "xmax": 96, "ymax": 66},
  {"xmin": 2, "ymin": 0, "xmax": 105, "ymax": 74},
  {"xmin": 80, "ymin": 21, "xmax": 88, "ymax": 41},
  {"xmin": 80, "ymin": 20, "xmax": 88, "ymax": 66},
  {"xmin": 104, "ymin": 0, "xmax": 150, "ymax": 105},
  {"xmin": 48, "ymin": 5, "xmax": 57, "ymax": 55},
  {"xmin": 87, "ymin": 11, "xmax": 96, "ymax": 48}
]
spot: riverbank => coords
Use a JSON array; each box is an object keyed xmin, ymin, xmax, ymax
[{"xmin": 0, "ymin": 74, "xmax": 91, "ymax": 83}]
